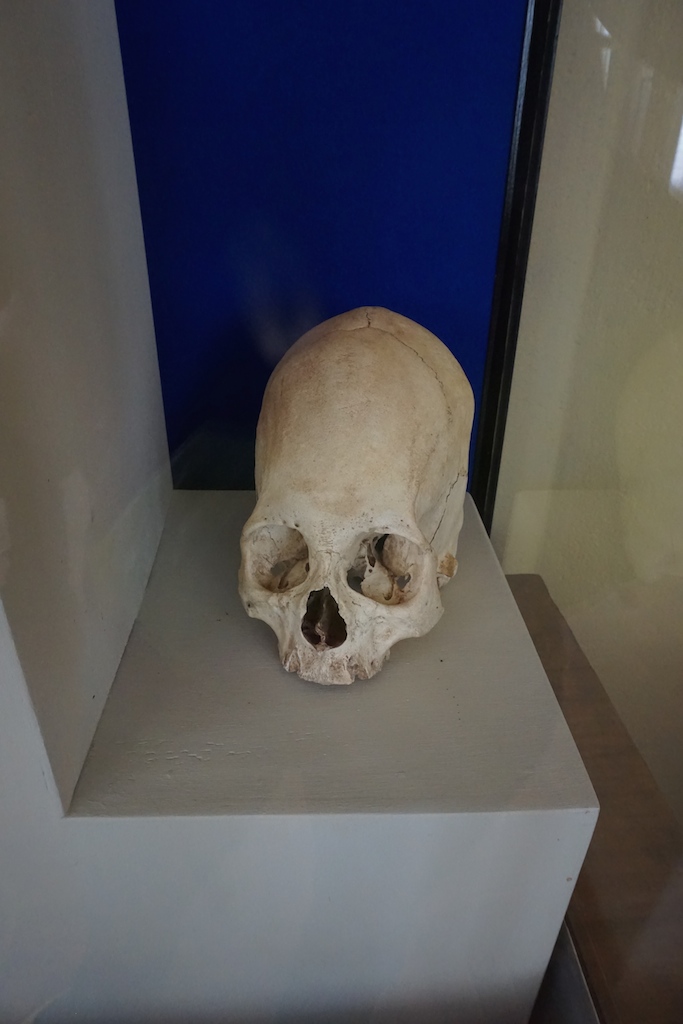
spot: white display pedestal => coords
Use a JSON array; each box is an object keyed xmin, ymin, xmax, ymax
[{"xmin": 69, "ymin": 492, "xmax": 598, "ymax": 1023}]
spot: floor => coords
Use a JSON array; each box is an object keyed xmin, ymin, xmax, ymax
[
  {"xmin": 530, "ymin": 925, "xmax": 600, "ymax": 1024},
  {"xmin": 510, "ymin": 575, "xmax": 683, "ymax": 1024}
]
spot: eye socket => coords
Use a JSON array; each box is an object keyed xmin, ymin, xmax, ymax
[
  {"xmin": 347, "ymin": 533, "xmax": 423, "ymax": 605},
  {"xmin": 249, "ymin": 525, "xmax": 310, "ymax": 593}
]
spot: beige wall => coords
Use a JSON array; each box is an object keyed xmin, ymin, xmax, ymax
[{"xmin": 493, "ymin": 0, "xmax": 683, "ymax": 824}]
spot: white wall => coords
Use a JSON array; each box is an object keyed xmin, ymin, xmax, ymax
[
  {"xmin": 0, "ymin": 0, "xmax": 172, "ymax": 807},
  {"xmin": 493, "ymin": 0, "xmax": 683, "ymax": 824}
]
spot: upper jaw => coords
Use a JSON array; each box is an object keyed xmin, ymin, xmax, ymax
[{"xmin": 281, "ymin": 639, "xmax": 388, "ymax": 685}]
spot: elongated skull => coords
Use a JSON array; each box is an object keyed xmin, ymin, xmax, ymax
[{"xmin": 239, "ymin": 307, "xmax": 474, "ymax": 684}]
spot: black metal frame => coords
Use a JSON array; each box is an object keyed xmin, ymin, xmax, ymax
[{"xmin": 470, "ymin": 0, "xmax": 563, "ymax": 532}]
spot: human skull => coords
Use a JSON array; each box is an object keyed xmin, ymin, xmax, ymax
[{"xmin": 239, "ymin": 307, "xmax": 474, "ymax": 684}]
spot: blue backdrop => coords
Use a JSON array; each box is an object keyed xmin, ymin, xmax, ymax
[{"xmin": 115, "ymin": 0, "xmax": 527, "ymax": 486}]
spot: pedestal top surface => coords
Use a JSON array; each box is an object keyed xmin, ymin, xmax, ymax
[{"xmin": 71, "ymin": 493, "xmax": 597, "ymax": 816}]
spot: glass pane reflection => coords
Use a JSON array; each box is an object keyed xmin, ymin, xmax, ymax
[{"xmin": 493, "ymin": 1, "xmax": 683, "ymax": 1020}]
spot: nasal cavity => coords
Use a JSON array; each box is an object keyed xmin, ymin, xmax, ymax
[{"xmin": 301, "ymin": 587, "xmax": 347, "ymax": 650}]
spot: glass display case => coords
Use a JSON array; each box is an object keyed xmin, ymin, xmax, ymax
[
  {"xmin": 1, "ymin": 1, "xmax": 681, "ymax": 1022},
  {"xmin": 493, "ymin": 2, "xmax": 683, "ymax": 1020}
]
